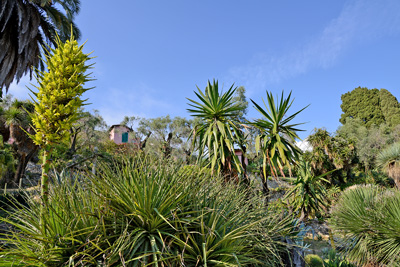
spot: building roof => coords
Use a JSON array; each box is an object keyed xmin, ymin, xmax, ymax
[{"xmin": 108, "ymin": 124, "xmax": 133, "ymax": 132}]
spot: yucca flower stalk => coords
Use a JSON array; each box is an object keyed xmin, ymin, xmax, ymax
[{"xmin": 29, "ymin": 34, "xmax": 93, "ymax": 222}]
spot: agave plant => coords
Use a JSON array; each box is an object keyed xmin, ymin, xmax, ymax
[
  {"xmin": 187, "ymin": 80, "xmax": 244, "ymax": 180},
  {"xmin": 330, "ymin": 185, "xmax": 400, "ymax": 266},
  {"xmin": 377, "ymin": 142, "xmax": 400, "ymax": 190}
]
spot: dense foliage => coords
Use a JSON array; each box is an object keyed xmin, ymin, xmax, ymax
[
  {"xmin": 284, "ymin": 160, "xmax": 330, "ymax": 221},
  {"xmin": 0, "ymin": 156, "xmax": 295, "ymax": 266}
]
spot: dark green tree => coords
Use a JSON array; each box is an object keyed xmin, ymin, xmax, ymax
[
  {"xmin": 340, "ymin": 87, "xmax": 385, "ymax": 127},
  {"xmin": 0, "ymin": 0, "xmax": 81, "ymax": 93},
  {"xmin": 379, "ymin": 89, "xmax": 400, "ymax": 127}
]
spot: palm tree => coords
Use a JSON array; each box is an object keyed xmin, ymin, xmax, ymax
[
  {"xmin": 251, "ymin": 91, "xmax": 307, "ymax": 203},
  {"xmin": 187, "ymin": 80, "xmax": 244, "ymax": 181},
  {"xmin": 377, "ymin": 142, "xmax": 400, "ymax": 190},
  {"xmin": 306, "ymin": 128, "xmax": 334, "ymax": 178},
  {"xmin": 2, "ymin": 99, "xmax": 37, "ymax": 187},
  {"xmin": 330, "ymin": 185, "xmax": 400, "ymax": 265},
  {"xmin": 0, "ymin": 0, "xmax": 81, "ymax": 92},
  {"xmin": 306, "ymin": 128, "xmax": 356, "ymax": 184}
]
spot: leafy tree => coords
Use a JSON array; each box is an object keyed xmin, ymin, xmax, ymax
[
  {"xmin": 0, "ymin": 135, "xmax": 16, "ymax": 184},
  {"xmin": 379, "ymin": 88, "xmax": 400, "ymax": 127},
  {"xmin": 306, "ymin": 128, "xmax": 333, "ymax": 175},
  {"xmin": 169, "ymin": 116, "xmax": 195, "ymax": 163},
  {"xmin": 340, "ymin": 87, "xmax": 400, "ymax": 128},
  {"xmin": 139, "ymin": 115, "xmax": 175, "ymax": 158},
  {"xmin": 340, "ymin": 87, "xmax": 385, "ymax": 127},
  {"xmin": 30, "ymin": 35, "xmax": 93, "ymax": 210},
  {"xmin": 251, "ymin": 91, "xmax": 307, "ymax": 203},
  {"xmin": 231, "ymin": 86, "xmax": 248, "ymax": 123},
  {"xmin": 337, "ymin": 118, "xmax": 400, "ymax": 171},
  {"xmin": 48, "ymin": 109, "xmax": 108, "ymax": 170},
  {"xmin": 377, "ymin": 142, "xmax": 400, "ymax": 189},
  {"xmin": 72, "ymin": 109, "xmax": 107, "ymax": 153},
  {"xmin": 0, "ymin": 0, "xmax": 81, "ymax": 93},
  {"xmin": 120, "ymin": 115, "xmax": 139, "ymax": 130},
  {"xmin": 187, "ymin": 80, "xmax": 243, "ymax": 180}
]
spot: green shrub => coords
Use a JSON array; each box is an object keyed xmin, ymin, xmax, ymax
[
  {"xmin": 322, "ymin": 249, "xmax": 355, "ymax": 267},
  {"xmin": 304, "ymin": 254, "xmax": 324, "ymax": 267}
]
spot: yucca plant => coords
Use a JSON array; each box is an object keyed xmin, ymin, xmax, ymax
[
  {"xmin": 330, "ymin": 185, "xmax": 400, "ymax": 266},
  {"xmin": 88, "ymin": 156, "xmax": 194, "ymax": 266},
  {"xmin": 251, "ymin": 91, "xmax": 307, "ymax": 178},
  {"xmin": 89, "ymin": 156, "xmax": 295, "ymax": 266},
  {"xmin": 377, "ymin": 142, "xmax": 400, "ymax": 190},
  {"xmin": 0, "ymin": 172, "xmax": 108, "ymax": 266},
  {"xmin": 1, "ymin": 156, "xmax": 296, "ymax": 266},
  {"xmin": 187, "ymin": 80, "xmax": 244, "ymax": 180},
  {"xmin": 284, "ymin": 160, "xmax": 331, "ymax": 222},
  {"xmin": 174, "ymin": 174, "xmax": 293, "ymax": 266}
]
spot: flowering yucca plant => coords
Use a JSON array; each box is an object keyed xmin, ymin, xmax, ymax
[{"xmin": 29, "ymin": 34, "xmax": 93, "ymax": 210}]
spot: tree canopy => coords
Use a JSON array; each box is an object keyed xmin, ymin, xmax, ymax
[{"xmin": 340, "ymin": 87, "xmax": 400, "ymax": 127}]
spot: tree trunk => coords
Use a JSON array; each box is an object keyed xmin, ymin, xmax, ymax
[
  {"xmin": 139, "ymin": 132, "xmax": 152, "ymax": 150},
  {"xmin": 66, "ymin": 127, "xmax": 80, "ymax": 159},
  {"xmin": 184, "ymin": 149, "xmax": 191, "ymax": 164},
  {"xmin": 162, "ymin": 132, "xmax": 173, "ymax": 159},
  {"xmin": 13, "ymin": 148, "xmax": 36, "ymax": 187},
  {"xmin": 240, "ymin": 145, "xmax": 250, "ymax": 186}
]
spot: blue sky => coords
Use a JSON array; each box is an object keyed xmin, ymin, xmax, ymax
[{"xmin": 8, "ymin": 0, "xmax": 400, "ymax": 139}]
